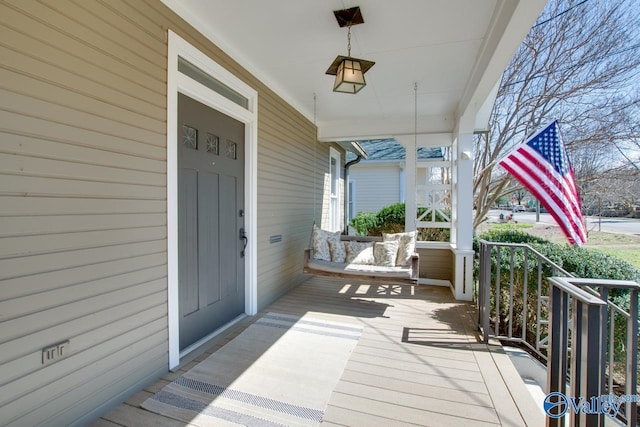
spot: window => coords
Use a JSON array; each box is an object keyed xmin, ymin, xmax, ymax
[
  {"xmin": 329, "ymin": 148, "xmax": 341, "ymax": 232},
  {"xmin": 178, "ymin": 56, "xmax": 249, "ymax": 109},
  {"xmin": 348, "ymin": 179, "xmax": 355, "ymax": 222}
]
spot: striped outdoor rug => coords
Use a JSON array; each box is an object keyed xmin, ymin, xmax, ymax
[{"xmin": 141, "ymin": 312, "xmax": 363, "ymax": 426}]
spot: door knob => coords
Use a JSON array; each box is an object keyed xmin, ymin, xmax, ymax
[{"xmin": 239, "ymin": 228, "xmax": 248, "ymax": 258}]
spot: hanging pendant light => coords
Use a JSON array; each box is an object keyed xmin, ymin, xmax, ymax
[{"xmin": 325, "ymin": 7, "xmax": 375, "ymax": 94}]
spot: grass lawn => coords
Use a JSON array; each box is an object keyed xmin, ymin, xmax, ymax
[
  {"xmin": 590, "ymin": 246, "xmax": 640, "ymax": 270},
  {"xmin": 478, "ymin": 222, "xmax": 640, "ymax": 270}
]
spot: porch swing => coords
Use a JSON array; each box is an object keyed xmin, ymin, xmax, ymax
[
  {"xmin": 302, "ymin": 231, "xmax": 420, "ymax": 284},
  {"xmin": 301, "ymin": 95, "xmax": 419, "ymax": 285}
]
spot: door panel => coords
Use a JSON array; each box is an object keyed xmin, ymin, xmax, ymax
[
  {"xmin": 200, "ymin": 171, "xmax": 220, "ymax": 307},
  {"xmin": 179, "ymin": 168, "xmax": 199, "ymax": 316},
  {"xmin": 178, "ymin": 93, "xmax": 245, "ymax": 351}
]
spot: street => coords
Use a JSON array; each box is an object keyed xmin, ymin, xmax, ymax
[{"xmin": 486, "ymin": 210, "xmax": 640, "ymax": 236}]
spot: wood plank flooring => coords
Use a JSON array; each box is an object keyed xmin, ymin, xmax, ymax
[{"xmin": 94, "ymin": 277, "xmax": 543, "ymax": 426}]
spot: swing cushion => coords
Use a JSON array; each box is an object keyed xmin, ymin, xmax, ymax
[
  {"xmin": 344, "ymin": 241, "xmax": 375, "ymax": 265},
  {"xmin": 328, "ymin": 239, "xmax": 346, "ymax": 263},
  {"xmin": 373, "ymin": 240, "xmax": 400, "ymax": 267},
  {"xmin": 383, "ymin": 231, "xmax": 417, "ymax": 267},
  {"xmin": 311, "ymin": 225, "xmax": 341, "ymax": 261},
  {"xmin": 306, "ymin": 258, "xmax": 414, "ymax": 279}
]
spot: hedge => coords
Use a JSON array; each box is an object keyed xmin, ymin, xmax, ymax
[
  {"xmin": 475, "ymin": 228, "xmax": 640, "ymax": 367},
  {"xmin": 350, "ymin": 203, "xmax": 451, "ymax": 241}
]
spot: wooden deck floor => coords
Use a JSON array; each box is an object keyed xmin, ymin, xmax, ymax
[{"xmin": 93, "ymin": 277, "xmax": 543, "ymax": 426}]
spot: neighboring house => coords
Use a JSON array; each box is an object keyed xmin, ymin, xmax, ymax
[
  {"xmin": 348, "ymin": 139, "xmax": 444, "ymax": 218},
  {"xmin": 0, "ymin": 1, "xmax": 546, "ymax": 425}
]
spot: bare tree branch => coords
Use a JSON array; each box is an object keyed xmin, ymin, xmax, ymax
[{"xmin": 474, "ymin": 0, "xmax": 640, "ymax": 227}]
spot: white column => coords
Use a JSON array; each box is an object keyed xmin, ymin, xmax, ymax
[
  {"xmin": 396, "ymin": 135, "xmax": 417, "ymax": 232},
  {"xmin": 451, "ymin": 115, "xmax": 474, "ymax": 300}
]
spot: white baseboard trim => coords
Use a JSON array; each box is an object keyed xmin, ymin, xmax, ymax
[{"xmin": 418, "ymin": 278, "xmax": 451, "ymax": 287}]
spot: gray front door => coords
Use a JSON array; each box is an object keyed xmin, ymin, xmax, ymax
[{"xmin": 178, "ymin": 93, "xmax": 245, "ymax": 351}]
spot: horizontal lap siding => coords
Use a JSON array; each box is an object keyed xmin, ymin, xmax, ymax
[
  {"xmin": 417, "ymin": 247, "xmax": 453, "ymax": 281},
  {"xmin": 0, "ymin": 0, "xmax": 169, "ymax": 425},
  {"xmin": 0, "ymin": 0, "xmax": 320, "ymax": 425},
  {"xmin": 256, "ymin": 104, "xmax": 328, "ymax": 306},
  {"xmin": 350, "ymin": 163, "xmax": 401, "ymax": 214}
]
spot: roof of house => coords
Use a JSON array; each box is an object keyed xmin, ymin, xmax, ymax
[{"xmin": 347, "ymin": 139, "xmax": 444, "ymax": 162}]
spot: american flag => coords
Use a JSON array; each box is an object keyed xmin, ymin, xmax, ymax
[{"xmin": 498, "ymin": 121, "xmax": 587, "ymax": 245}]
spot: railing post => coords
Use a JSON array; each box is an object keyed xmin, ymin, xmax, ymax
[
  {"xmin": 482, "ymin": 243, "xmax": 491, "ymax": 343},
  {"xmin": 548, "ymin": 284, "xmax": 569, "ymax": 427},
  {"xmin": 577, "ymin": 301, "xmax": 604, "ymax": 427},
  {"xmin": 522, "ymin": 248, "xmax": 529, "ymax": 343},
  {"xmin": 571, "ymin": 299, "xmax": 583, "ymax": 427},
  {"xmin": 536, "ymin": 256, "xmax": 544, "ymax": 352},
  {"xmin": 508, "ymin": 247, "xmax": 515, "ymax": 339},
  {"xmin": 598, "ymin": 287, "xmax": 608, "ymax": 401},
  {"xmin": 495, "ymin": 247, "xmax": 501, "ymax": 337},
  {"xmin": 626, "ymin": 288, "xmax": 638, "ymax": 426},
  {"xmin": 477, "ymin": 242, "xmax": 483, "ymax": 333}
]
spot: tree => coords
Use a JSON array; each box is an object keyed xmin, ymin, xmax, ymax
[
  {"xmin": 512, "ymin": 187, "xmax": 529, "ymax": 205},
  {"xmin": 581, "ymin": 164, "xmax": 640, "ymax": 216},
  {"xmin": 473, "ymin": 0, "xmax": 640, "ymax": 227}
]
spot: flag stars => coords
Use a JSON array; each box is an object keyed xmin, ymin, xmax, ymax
[{"xmin": 528, "ymin": 124, "xmax": 568, "ymax": 175}]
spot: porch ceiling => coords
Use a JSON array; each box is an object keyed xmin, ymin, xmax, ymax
[{"xmin": 161, "ymin": 0, "xmax": 546, "ymax": 142}]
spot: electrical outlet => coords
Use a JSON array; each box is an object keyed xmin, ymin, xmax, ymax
[{"xmin": 42, "ymin": 340, "xmax": 70, "ymax": 365}]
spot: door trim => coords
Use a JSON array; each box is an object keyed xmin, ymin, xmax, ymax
[{"xmin": 167, "ymin": 30, "xmax": 258, "ymax": 369}]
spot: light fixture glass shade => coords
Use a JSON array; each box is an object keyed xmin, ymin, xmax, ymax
[{"xmin": 333, "ymin": 58, "xmax": 366, "ymax": 94}]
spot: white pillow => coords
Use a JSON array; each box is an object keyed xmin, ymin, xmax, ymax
[
  {"xmin": 345, "ymin": 241, "xmax": 375, "ymax": 265},
  {"xmin": 328, "ymin": 239, "xmax": 346, "ymax": 263},
  {"xmin": 374, "ymin": 241, "xmax": 399, "ymax": 267},
  {"xmin": 383, "ymin": 231, "xmax": 416, "ymax": 266},
  {"xmin": 312, "ymin": 225, "xmax": 341, "ymax": 261}
]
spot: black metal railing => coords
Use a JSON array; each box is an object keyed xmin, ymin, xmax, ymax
[{"xmin": 477, "ymin": 240, "xmax": 639, "ymax": 427}]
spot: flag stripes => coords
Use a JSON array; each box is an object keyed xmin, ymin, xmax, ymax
[{"xmin": 498, "ymin": 121, "xmax": 587, "ymax": 245}]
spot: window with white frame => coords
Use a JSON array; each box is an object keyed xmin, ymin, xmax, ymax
[{"xmin": 329, "ymin": 148, "xmax": 341, "ymax": 232}]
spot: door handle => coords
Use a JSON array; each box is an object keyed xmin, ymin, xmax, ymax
[{"xmin": 239, "ymin": 228, "xmax": 248, "ymax": 258}]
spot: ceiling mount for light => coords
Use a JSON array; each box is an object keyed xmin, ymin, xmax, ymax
[{"xmin": 325, "ymin": 6, "xmax": 375, "ymax": 94}]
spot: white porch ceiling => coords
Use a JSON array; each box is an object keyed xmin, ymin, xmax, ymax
[{"xmin": 161, "ymin": 0, "xmax": 546, "ymax": 142}]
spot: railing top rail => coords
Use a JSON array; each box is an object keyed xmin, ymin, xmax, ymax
[
  {"xmin": 548, "ymin": 277, "xmax": 608, "ymax": 305},
  {"xmin": 562, "ymin": 277, "xmax": 640, "ymax": 290},
  {"xmin": 478, "ymin": 239, "xmax": 573, "ymax": 277}
]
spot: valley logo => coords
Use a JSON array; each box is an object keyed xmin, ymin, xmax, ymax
[{"xmin": 543, "ymin": 392, "xmax": 639, "ymax": 419}]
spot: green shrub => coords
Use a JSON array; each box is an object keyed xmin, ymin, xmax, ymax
[
  {"xmin": 476, "ymin": 228, "xmax": 640, "ymax": 374},
  {"xmin": 376, "ymin": 203, "xmax": 406, "ymax": 226},
  {"xmin": 475, "ymin": 228, "xmax": 550, "ymax": 246},
  {"xmin": 541, "ymin": 246, "xmax": 640, "ymax": 284},
  {"xmin": 418, "ymin": 227, "xmax": 451, "ymax": 242},
  {"xmin": 350, "ymin": 202, "xmax": 451, "ymax": 241},
  {"xmin": 372, "ymin": 203, "xmax": 406, "ymax": 235},
  {"xmin": 350, "ymin": 212, "xmax": 379, "ymax": 236},
  {"xmin": 475, "ymin": 229, "xmax": 640, "ymax": 282}
]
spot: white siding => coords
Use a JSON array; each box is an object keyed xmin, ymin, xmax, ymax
[{"xmin": 349, "ymin": 162, "xmax": 402, "ymax": 214}]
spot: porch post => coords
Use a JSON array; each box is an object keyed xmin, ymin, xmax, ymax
[
  {"xmin": 452, "ymin": 115, "xmax": 474, "ymax": 300},
  {"xmin": 396, "ymin": 135, "xmax": 417, "ymax": 232}
]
